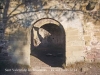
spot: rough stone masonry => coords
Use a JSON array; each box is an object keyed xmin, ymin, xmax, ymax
[{"xmin": 0, "ymin": 0, "xmax": 100, "ymax": 66}]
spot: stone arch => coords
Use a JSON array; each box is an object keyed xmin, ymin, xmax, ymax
[
  {"xmin": 32, "ymin": 18, "xmax": 62, "ymax": 28},
  {"xmin": 31, "ymin": 18, "xmax": 66, "ymax": 67}
]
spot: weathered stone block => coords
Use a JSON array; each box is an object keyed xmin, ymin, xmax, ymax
[
  {"xmin": 94, "ymin": 58, "xmax": 100, "ymax": 63},
  {"xmin": 95, "ymin": 54, "xmax": 100, "ymax": 58},
  {"xmin": 66, "ymin": 30, "xmax": 79, "ymax": 36},
  {"xmin": 83, "ymin": 30, "xmax": 88, "ymax": 35},
  {"xmin": 86, "ymin": 53, "xmax": 95, "ymax": 59},
  {"xmin": 85, "ymin": 41, "xmax": 90, "ymax": 46},
  {"xmin": 94, "ymin": 32, "xmax": 100, "ymax": 37},
  {"xmin": 66, "ymin": 46, "xmax": 84, "ymax": 52},
  {"xmin": 66, "ymin": 41, "xmax": 85, "ymax": 46},
  {"xmin": 97, "ymin": 37, "xmax": 100, "ymax": 41},
  {"xmin": 66, "ymin": 35, "xmax": 83, "ymax": 42},
  {"xmin": 84, "ymin": 36, "xmax": 91, "ymax": 41}
]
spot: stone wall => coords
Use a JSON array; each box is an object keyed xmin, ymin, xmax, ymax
[
  {"xmin": 0, "ymin": 0, "xmax": 100, "ymax": 66},
  {"xmin": 84, "ymin": 20, "xmax": 100, "ymax": 63}
]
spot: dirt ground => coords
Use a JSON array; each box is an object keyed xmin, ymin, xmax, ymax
[
  {"xmin": 29, "ymin": 55, "xmax": 100, "ymax": 75},
  {"xmin": 0, "ymin": 55, "xmax": 100, "ymax": 75}
]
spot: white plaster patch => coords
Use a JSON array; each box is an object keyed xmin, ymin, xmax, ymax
[
  {"xmin": 71, "ymin": 41, "xmax": 85, "ymax": 46},
  {"xmin": 36, "ymin": 11, "xmax": 47, "ymax": 19},
  {"xmin": 86, "ymin": 46, "xmax": 91, "ymax": 51},
  {"xmin": 86, "ymin": 22, "xmax": 94, "ymax": 28},
  {"xmin": 60, "ymin": 11, "xmax": 83, "ymax": 32}
]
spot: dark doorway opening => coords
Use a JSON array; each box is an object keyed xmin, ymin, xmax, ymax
[{"xmin": 31, "ymin": 23, "xmax": 65, "ymax": 67}]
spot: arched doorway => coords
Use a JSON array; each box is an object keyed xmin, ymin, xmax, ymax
[{"xmin": 31, "ymin": 18, "xmax": 66, "ymax": 67}]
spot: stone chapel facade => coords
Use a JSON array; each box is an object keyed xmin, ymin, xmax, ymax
[{"xmin": 0, "ymin": 0, "xmax": 100, "ymax": 66}]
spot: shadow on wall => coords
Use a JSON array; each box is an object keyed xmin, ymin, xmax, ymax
[
  {"xmin": 31, "ymin": 23, "xmax": 66, "ymax": 67},
  {"xmin": 5, "ymin": 25, "xmax": 28, "ymax": 64}
]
